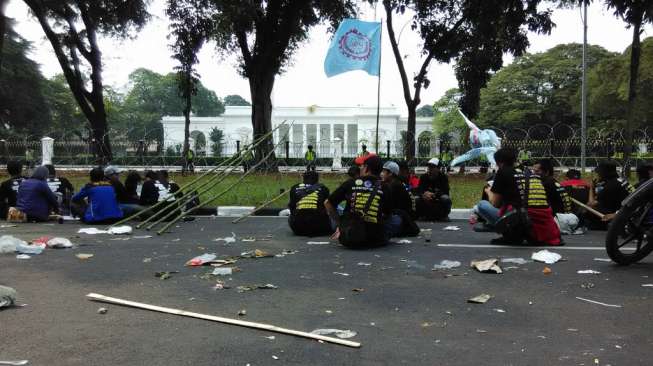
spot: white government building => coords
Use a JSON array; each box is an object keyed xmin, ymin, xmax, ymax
[{"xmin": 161, "ymin": 105, "xmax": 434, "ymax": 157}]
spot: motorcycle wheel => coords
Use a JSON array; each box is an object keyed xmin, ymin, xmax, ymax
[{"xmin": 605, "ymin": 200, "xmax": 653, "ymax": 265}]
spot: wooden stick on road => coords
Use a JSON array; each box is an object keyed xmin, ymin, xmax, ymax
[
  {"xmin": 570, "ymin": 197, "xmax": 606, "ymax": 219},
  {"xmin": 232, "ymin": 189, "xmax": 289, "ymax": 224},
  {"xmin": 86, "ymin": 293, "xmax": 361, "ymax": 348}
]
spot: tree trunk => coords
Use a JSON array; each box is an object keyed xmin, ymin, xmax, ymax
[
  {"xmin": 0, "ymin": 0, "xmax": 7, "ymax": 75},
  {"xmin": 89, "ymin": 112, "xmax": 111, "ymax": 165},
  {"xmin": 182, "ymin": 91, "xmax": 192, "ymax": 175},
  {"xmin": 249, "ymin": 72, "xmax": 276, "ymax": 171},
  {"xmin": 624, "ymin": 20, "xmax": 642, "ymax": 177},
  {"xmin": 405, "ymin": 106, "xmax": 417, "ymax": 163}
]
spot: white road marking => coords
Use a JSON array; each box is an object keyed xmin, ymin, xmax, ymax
[{"xmin": 437, "ymin": 244, "xmax": 610, "ymax": 251}]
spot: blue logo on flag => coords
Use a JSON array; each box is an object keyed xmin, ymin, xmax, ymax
[{"xmin": 324, "ymin": 19, "xmax": 381, "ymax": 78}]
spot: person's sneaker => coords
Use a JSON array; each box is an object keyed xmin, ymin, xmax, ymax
[
  {"xmin": 490, "ymin": 236, "xmax": 524, "ymax": 245},
  {"xmin": 473, "ymin": 223, "xmax": 494, "ymax": 232},
  {"xmin": 438, "ymin": 216, "xmax": 452, "ymax": 222}
]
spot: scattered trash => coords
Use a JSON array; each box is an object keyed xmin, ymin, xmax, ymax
[
  {"xmin": 238, "ymin": 309, "xmax": 247, "ymax": 316},
  {"xmin": 142, "ymin": 258, "xmax": 152, "ymax": 263},
  {"xmin": 0, "ymin": 235, "xmax": 26, "ymax": 254},
  {"xmin": 0, "ymin": 360, "xmax": 28, "ymax": 365},
  {"xmin": 133, "ymin": 235, "xmax": 153, "ymax": 239},
  {"xmin": 272, "ymin": 355, "xmax": 279, "ymax": 360},
  {"xmin": 581, "ymin": 282, "xmax": 595, "ymax": 289},
  {"xmin": 333, "ymin": 272, "xmax": 350, "ymax": 276},
  {"xmin": 264, "ymin": 336, "xmax": 276, "ymax": 340},
  {"xmin": 0, "ymin": 285, "xmax": 17, "ymax": 308},
  {"xmin": 0, "ymin": 224, "xmax": 17, "ymax": 228},
  {"xmin": 575, "ymin": 296, "xmax": 622, "ymax": 308},
  {"xmin": 310, "ymin": 329, "xmax": 357, "ymax": 339},
  {"xmin": 392, "ymin": 239, "xmax": 412, "ymax": 244},
  {"xmin": 476, "ymin": 329, "xmax": 488, "ymax": 333},
  {"xmin": 213, "ymin": 232, "xmax": 237, "ymax": 244},
  {"xmin": 78, "ymin": 228, "xmax": 107, "ymax": 235},
  {"xmin": 531, "ymin": 250, "xmax": 562, "ymax": 264},
  {"xmin": 212, "ymin": 281, "xmax": 230, "ymax": 290},
  {"xmin": 76, "ymin": 253, "xmax": 94, "ymax": 260},
  {"xmin": 642, "ymin": 284, "xmax": 653, "ymax": 287},
  {"xmin": 470, "ymin": 259, "xmax": 502, "ymax": 274},
  {"xmin": 275, "ymin": 250, "xmax": 298, "ymax": 257},
  {"xmin": 421, "ymin": 228, "xmax": 433, "ymax": 242},
  {"xmin": 307, "ymin": 241, "xmax": 330, "ymax": 245},
  {"xmin": 593, "ymin": 258, "xmax": 611, "ymax": 262},
  {"xmin": 236, "ymin": 284, "xmax": 278, "ymax": 292},
  {"xmin": 155, "ymin": 271, "xmax": 178, "ymax": 280},
  {"xmin": 46, "ymin": 237, "xmax": 74, "ymax": 249},
  {"xmin": 325, "ymin": 310, "xmax": 333, "ymax": 314},
  {"xmin": 494, "ymin": 309, "xmax": 506, "ymax": 313},
  {"xmin": 352, "ymin": 288, "xmax": 364, "ymax": 292},
  {"xmin": 357, "ymin": 262, "xmax": 372, "ymax": 266},
  {"xmin": 185, "ymin": 253, "xmax": 217, "ymax": 266},
  {"xmin": 432, "ymin": 260, "xmax": 462, "ymax": 270},
  {"xmin": 443, "ymin": 225, "xmax": 461, "ymax": 231},
  {"xmin": 567, "ymin": 328, "xmax": 579, "ymax": 332},
  {"xmin": 258, "ymin": 284, "xmax": 278, "ymax": 289},
  {"xmin": 109, "ymin": 226, "xmax": 132, "ymax": 235},
  {"xmin": 240, "ymin": 249, "xmax": 272, "ymax": 259},
  {"xmin": 468, "ymin": 294, "xmax": 492, "ymax": 304},
  {"xmin": 16, "ymin": 243, "xmax": 45, "ymax": 255},
  {"xmin": 97, "ymin": 307, "xmax": 108, "ymax": 314},
  {"xmin": 15, "ymin": 254, "xmax": 30, "ymax": 260},
  {"xmin": 577, "ymin": 270, "xmax": 601, "ymax": 275},
  {"xmin": 501, "ymin": 257, "xmax": 529, "ymax": 265},
  {"xmin": 211, "ymin": 268, "xmax": 233, "ymax": 276},
  {"xmin": 241, "ymin": 237, "xmax": 256, "ymax": 242},
  {"xmin": 542, "ymin": 267, "xmax": 552, "ymax": 275},
  {"xmin": 31, "ymin": 236, "xmax": 51, "ymax": 245}
]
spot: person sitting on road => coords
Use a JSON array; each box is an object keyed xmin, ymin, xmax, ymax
[
  {"xmin": 635, "ymin": 163, "xmax": 653, "ymax": 189},
  {"xmin": 533, "ymin": 158, "xmax": 578, "ymax": 235},
  {"xmin": 325, "ymin": 154, "xmax": 386, "ymax": 248},
  {"xmin": 397, "ymin": 160, "xmax": 419, "ymax": 189},
  {"xmin": 0, "ymin": 160, "xmax": 26, "ymax": 219},
  {"xmin": 105, "ymin": 166, "xmax": 144, "ymax": 216},
  {"xmin": 45, "ymin": 164, "xmax": 74, "ymax": 215},
  {"xmin": 287, "ymin": 170, "xmax": 331, "ymax": 236},
  {"xmin": 587, "ymin": 160, "xmax": 635, "ymax": 230},
  {"xmin": 14, "ymin": 166, "xmax": 59, "ymax": 222},
  {"xmin": 124, "ymin": 171, "xmax": 143, "ymax": 203},
  {"xmin": 560, "ymin": 169, "xmax": 590, "ymax": 214},
  {"xmin": 381, "ymin": 161, "xmax": 419, "ymax": 238},
  {"xmin": 140, "ymin": 170, "xmax": 180, "ymax": 206},
  {"xmin": 415, "ymin": 158, "xmax": 452, "ymax": 221},
  {"xmin": 71, "ymin": 167, "xmax": 123, "ymax": 224},
  {"xmin": 478, "ymin": 148, "xmax": 561, "ymax": 245}
]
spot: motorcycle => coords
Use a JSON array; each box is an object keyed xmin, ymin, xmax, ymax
[{"xmin": 605, "ymin": 178, "xmax": 653, "ymax": 265}]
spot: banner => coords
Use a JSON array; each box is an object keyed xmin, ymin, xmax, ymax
[{"xmin": 324, "ymin": 19, "xmax": 381, "ymax": 78}]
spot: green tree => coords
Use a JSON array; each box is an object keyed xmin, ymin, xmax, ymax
[
  {"xmin": 206, "ymin": 0, "xmax": 356, "ymax": 164},
  {"xmin": 223, "ymin": 94, "xmax": 250, "ymax": 106},
  {"xmin": 43, "ymin": 74, "xmax": 85, "ymax": 139},
  {"xmin": 23, "ymin": 0, "xmax": 150, "ymax": 163},
  {"xmin": 0, "ymin": 20, "xmax": 51, "ymax": 138},
  {"xmin": 416, "ymin": 104, "xmax": 434, "ymax": 117},
  {"xmin": 209, "ymin": 127, "xmax": 224, "ymax": 156},
  {"xmin": 433, "ymin": 88, "xmax": 465, "ymax": 137},
  {"xmin": 379, "ymin": 0, "xmax": 553, "ymax": 161},
  {"xmin": 477, "ymin": 43, "xmax": 615, "ymax": 130}
]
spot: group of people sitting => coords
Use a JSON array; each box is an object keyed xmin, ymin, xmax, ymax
[
  {"xmin": 0, "ymin": 161, "xmax": 183, "ymax": 224},
  {"xmin": 472, "ymin": 148, "xmax": 649, "ymax": 245},
  {"xmin": 286, "ymin": 154, "xmax": 454, "ymax": 248}
]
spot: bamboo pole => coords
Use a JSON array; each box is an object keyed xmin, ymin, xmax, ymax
[
  {"xmin": 86, "ymin": 293, "xmax": 361, "ymax": 348},
  {"xmin": 232, "ymin": 189, "xmax": 289, "ymax": 224},
  {"xmin": 156, "ymin": 126, "xmax": 292, "ymax": 235},
  {"xmin": 110, "ymin": 123, "xmax": 285, "ymax": 227},
  {"xmin": 570, "ymin": 197, "xmax": 606, "ymax": 219}
]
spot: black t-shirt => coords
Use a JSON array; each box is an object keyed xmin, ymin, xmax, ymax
[
  {"xmin": 417, "ymin": 172, "xmax": 450, "ymax": 196},
  {"xmin": 47, "ymin": 177, "xmax": 74, "ymax": 196},
  {"xmin": 541, "ymin": 176, "xmax": 569, "ymax": 214},
  {"xmin": 595, "ymin": 177, "xmax": 634, "ymax": 213},
  {"xmin": 383, "ymin": 178, "xmax": 412, "ymax": 214},
  {"xmin": 328, "ymin": 176, "xmax": 385, "ymax": 225},
  {"xmin": 288, "ymin": 183, "xmax": 330, "ymax": 214},
  {"xmin": 0, "ymin": 176, "xmax": 25, "ymax": 215},
  {"xmin": 491, "ymin": 168, "xmax": 549, "ymax": 209},
  {"xmin": 110, "ymin": 180, "xmax": 131, "ymax": 204}
]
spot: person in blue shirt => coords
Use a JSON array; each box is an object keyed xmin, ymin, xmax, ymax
[
  {"xmin": 72, "ymin": 167, "xmax": 123, "ymax": 224},
  {"xmin": 15, "ymin": 166, "xmax": 59, "ymax": 222}
]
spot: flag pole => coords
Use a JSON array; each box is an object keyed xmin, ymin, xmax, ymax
[{"xmin": 375, "ymin": 19, "xmax": 383, "ymax": 154}]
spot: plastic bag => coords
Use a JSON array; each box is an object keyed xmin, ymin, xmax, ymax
[
  {"xmin": 0, "ymin": 235, "xmax": 27, "ymax": 254},
  {"xmin": 46, "ymin": 237, "xmax": 74, "ymax": 249},
  {"xmin": 0, "ymin": 285, "xmax": 17, "ymax": 308}
]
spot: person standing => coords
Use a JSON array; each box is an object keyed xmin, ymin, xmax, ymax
[
  {"xmin": 416, "ymin": 158, "xmax": 452, "ymax": 221},
  {"xmin": 359, "ymin": 144, "xmax": 370, "ymax": 158},
  {"xmin": 304, "ymin": 144, "xmax": 317, "ymax": 171}
]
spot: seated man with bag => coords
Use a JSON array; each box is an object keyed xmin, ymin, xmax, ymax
[
  {"xmin": 478, "ymin": 148, "xmax": 561, "ymax": 245},
  {"xmin": 325, "ymin": 154, "xmax": 386, "ymax": 248},
  {"xmin": 415, "ymin": 158, "xmax": 452, "ymax": 221},
  {"xmin": 533, "ymin": 158, "xmax": 580, "ymax": 235},
  {"xmin": 381, "ymin": 161, "xmax": 419, "ymax": 238},
  {"xmin": 13, "ymin": 166, "xmax": 60, "ymax": 222},
  {"xmin": 71, "ymin": 167, "xmax": 123, "ymax": 224},
  {"xmin": 288, "ymin": 170, "xmax": 331, "ymax": 236}
]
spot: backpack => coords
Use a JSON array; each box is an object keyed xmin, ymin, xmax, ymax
[{"xmin": 339, "ymin": 182, "xmax": 381, "ymax": 248}]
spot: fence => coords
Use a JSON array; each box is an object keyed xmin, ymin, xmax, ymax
[{"xmin": 1, "ymin": 124, "xmax": 651, "ymax": 167}]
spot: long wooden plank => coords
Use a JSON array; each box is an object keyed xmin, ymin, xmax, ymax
[
  {"xmin": 86, "ymin": 293, "xmax": 361, "ymax": 348},
  {"xmin": 570, "ymin": 197, "xmax": 606, "ymax": 219}
]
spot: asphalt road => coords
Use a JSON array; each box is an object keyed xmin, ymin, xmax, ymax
[{"xmin": 1, "ymin": 218, "xmax": 652, "ymax": 366}]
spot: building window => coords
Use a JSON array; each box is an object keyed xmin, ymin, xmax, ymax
[{"xmin": 347, "ymin": 124, "xmax": 358, "ymax": 156}]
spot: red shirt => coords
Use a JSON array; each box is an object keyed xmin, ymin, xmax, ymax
[{"xmin": 560, "ymin": 178, "xmax": 589, "ymax": 188}]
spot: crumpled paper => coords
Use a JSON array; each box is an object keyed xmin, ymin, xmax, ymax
[
  {"xmin": 471, "ymin": 258, "xmax": 503, "ymax": 274},
  {"xmin": 531, "ymin": 250, "xmax": 562, "ymax": 264}
]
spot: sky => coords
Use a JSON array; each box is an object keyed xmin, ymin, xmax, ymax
[{"xmin": 6, "ymin": 1, "xmax": 652, "ymax": 116}]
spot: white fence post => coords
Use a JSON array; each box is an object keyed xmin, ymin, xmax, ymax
[{"xmin": 41, "ymin": 136, "xmax": 54, "ymax": 165}]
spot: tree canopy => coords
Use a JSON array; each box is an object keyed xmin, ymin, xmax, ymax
[{"xmin": 223, "ymin": 94, "xmax": 251, "ymax": 106}]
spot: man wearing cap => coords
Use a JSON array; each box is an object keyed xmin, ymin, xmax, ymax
[
  {"xmin": 105, "ymin": 166, "xmax": 144, "ymax": 216},
  {"xmin": 381, "ymin": 161, "xmax": 419, "ymax": 238},
  {"xmin": 287, "ymin": 170, "xmax": 331, "ymax": 236},
  {"xmin": 416, "ymin": 158, "xmax": 452, "ymax": 221},
  {"xmin": 325, "ymin": 154, "xmax": 387, "ymax": 248},
  {"xmin": 587, "ymin": 160, "xmax": 634, "ymax": 230}
]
